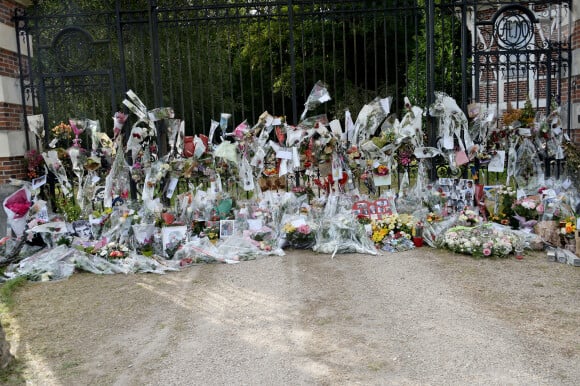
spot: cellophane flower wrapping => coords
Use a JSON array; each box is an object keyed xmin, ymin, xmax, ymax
[
  {"xmin": 3, "ymin": 187, "xmax": 32, "ymax": 237},
  {"xmin": 104, "ymin": 137, "xmax": 130, "ymax": 207},
  {"xmin": 515, "ymin": 138, "xmax": 544, "ymax": 192},
  {"xmin": 280, "ymin": 214, "xmax": 317, "ymax": 249},
  {"xmin": 174, "ymin": 234, "xmax": 282, "ymax": 264},
  {"xmin": 101, "ymin": 206, "xmax": 133, "ymax": 245},
  {"xmin": 422, "ymin": 213, "xmax": 458, "ymax": 247},
  {"xmin": 242, "ymin": 225, "xmax": 284, "ymax": 256},
  {"xmin": 314, "ymin": 212, "xmax": 377, "ymax": 256},
  {"xmin": 42, "ymin": 150, "xmax": 72, "ymax": 198},
  {"xmin": 5, "ymin": 245, "xmax": 121, "ymax": 281},
  {"xmin": 132, "ymin": 223, "xmax": 156, "ymax": 254}
]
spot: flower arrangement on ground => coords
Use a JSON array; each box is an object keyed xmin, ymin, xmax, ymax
[
  {"xmin": 99, "ymin": 242, "xmax": 130, "ymax": 259},
  {"xmin": 511, "ymin": 196, "xmax": 543, "ymax": 230},
  {"xmin": 282, "ymin": 222, "xmax": 316, "ymax": 249},
  {"xmin": 457, "ymin": 209, "xmax": 481, "ymax": 227},
  {"xmin": 201, "ymin": 223, "xmax": 219, "ymax": 242},
  {"xmin": 559, "ymin": 217, "xmax": 576, "ymax": 239},
  {"xmin": 356, "ymin": 213, "xmax": 371, "ymax": 225},
  {"xmin": 487, "ymin": 185, "xmax": 516, "ymax": 227},
  {"xmin": 426, "ymin": 212, "xmax": 443, "ymax": 223},
  {"xmin": 438, "ymin": 225, "xmax": 517, "ymax": 258},
  {"xmin": 370, "ymin": 213, "xmax": 416, "ymax": 251}
]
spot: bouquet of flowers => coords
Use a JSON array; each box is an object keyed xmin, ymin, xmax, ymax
[
  {"xmin": 282, "ymin": 222, "xmax": 316, "ymax": 249},
  {"xmin": 438, "ymin": 225, "xmax": 517, "ymax": 258},
  {"xmin": 50, "ymin": 121, "xmax": 73, "ymax": 147},
  {"xmin": 99, "ymin": 242, "xmax": 130, "ymax": 259},
  {"xmin": 426, "ymin": 212, "xmax": 443, "ymax": 223},
  {"xmin": 314, "ymin": 213, "xmax": 377, "ymax": 256},
  {"xmin": 559, "ymin": 217, "xmax": 576, "ymax": 239},
  {"xmin": 132, "ymin": 223, "xmax": 156, "ymax": 256},
  {"xmin": 24, "ymin": 149, "xmax": 45, "ymax": 180},
  {"xmin": 512, "ymin": 196, "xmax": 542, "ymax": 219},
  {"xmin": 370, "ymin": 213, "xmax": 416, "ymax": 251},
  {"xmin": 373, "ymin": 163, "xmax": 389, "ymax": 176},
  {"xmin": 512, "ymin": 196, "xmax": 543, "ymax": 230},
  {"xmin": 488, "ymin": 185, "xmax": 516, "ymax": 227},
  {"xmin": 291, "ymin": 185, "xmax": 315, "ymax": 202},
  {"xmin": 457, "ymin": 209, "xmax": 481, "ymax": 227},
  {"xmin": 201, "ymin": 223, "xmax": 219, "ymax": 243}
]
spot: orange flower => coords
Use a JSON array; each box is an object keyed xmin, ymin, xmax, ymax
[{"xmin": 375, "ymin": 165, "xmax": 389, "ymax": 176}]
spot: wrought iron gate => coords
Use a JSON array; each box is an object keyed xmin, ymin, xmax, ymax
[
  {"xmin": 14, "ymin": 0, "xmax": 572, "ymax": 150},
  {"xmin": 470, "ymin": 1, "xmax": 572, "ymax": 119}
]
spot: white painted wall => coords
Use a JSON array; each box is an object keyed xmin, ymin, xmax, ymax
[{"xmin": 0, "ymin": 130, "xmax": 27, "ymax": 157}]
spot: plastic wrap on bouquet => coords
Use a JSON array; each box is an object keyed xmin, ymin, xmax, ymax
[
  {"xmin": 300, "ymin": 81, "xmax": 331, "ymax": 122},
  {"xmin": 314, "ymin": 213, "xmax": 377, "ymax": 257},
  {"xmin": 26, "ymin": 114, "xmax": 44, "ymax": 141},
  {"xmin": 515, "ymin": 138, "xmax": 544, "ymax": 191},
  {"xmin": 280, "ymin": 214, "xmax": 317, "ymax": 249},
  {"xmin": 104, "ymin": 138, "xmax": 130, "ymax": 208},
  {"xmin": 173, "ymin": 237, "xmax": 239, "ymax": 264},
  {"xmin": 42, "ymin": 150, "xmax": 72, "ymax": 198},
  {"xmin": 3, "ymin": 187, "xmax": 32, "ymax": 237},
  {"xmin": 71, "ymin": 251, "xmax": 131, "ymax": 275},
  {"xmin": 141, "ymin": 160, "xmax": 170, "ymax": 204},
  {"xmin": 112, "ymin": 111, "xmax": 127, "ymax": 140},
  {"xmin": 320, "ymin": 192, "xmax": 344, "ymax": 218},
  {"xmin": 422, "ymin": 213, "xmax": 459, "ymax": 247},
  {"xmin": 214, "ymin": 141, "xmax": 238, "ymax": 163},
  {"xmin": 102, "ymin": 207, "xmax": 133, "ymax": 244},
  {"xmin": 132, "ymin": 223, "xmax": 156, "ymax": 255},
  {"xmin": 118, "ymin": 252, "xmax": 180, "ymax": 274},
  {"xmin": 165, "ymin": 118, "xmax": 182, "ymax": 159},
  {"xmin": 242, "ymin": 225, "xmax": 285, "ymax": 256},
  {"xmin": 261, "ymin": 190, "xmax": 305, "ymax": 231},
  {"xmin": 352, "ymin": 98, "xmax": 387, "ymax": 146},
  {"xmin": 4, "ymin": 245, "xmax": 81, "ymax": 281},
  {"xmin": 67, "ymin": 145, "xmax": 86, "ymax": 206}
]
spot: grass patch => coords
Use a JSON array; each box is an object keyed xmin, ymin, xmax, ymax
[
  {"xmin": 60, "ymin": 360, "xmax": 81, "ymax": 370},
  {"xmin": 0, "ymin": 277, "xmax": 27, "ymax": 311},
  {"xmin": 0, "ymin": 277, "xmax": 29, "ymax": 384},
  {"xmin": 367, "ymin": 361, "xmax": 386, "ymax": 371},
  {"xmin": 0, "ymin": 359, "xmax": 27, "ymax": 385}
]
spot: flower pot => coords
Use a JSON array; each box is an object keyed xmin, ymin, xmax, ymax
[{"xmin": 412, "ymin": 237, "xmax": 423, "ymax": 247}]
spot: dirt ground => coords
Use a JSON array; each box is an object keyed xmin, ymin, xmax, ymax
[{"xmin": 2, "ymin": 247, "xmax": 580, "ymax": 385}]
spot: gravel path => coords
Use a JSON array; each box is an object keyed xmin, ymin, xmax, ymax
[{"xmin": 4, "ymin": 248, "xmax": 580, "ymax": 385}]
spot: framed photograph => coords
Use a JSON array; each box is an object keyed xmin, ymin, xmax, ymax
[{"xmin": 220, "ymin": 220, "xmax": 235, "ymax": 238}]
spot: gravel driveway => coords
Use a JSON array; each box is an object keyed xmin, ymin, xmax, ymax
[{"xmin": 4, "ymin": 248, "xmax": 580, "ymax": 385}]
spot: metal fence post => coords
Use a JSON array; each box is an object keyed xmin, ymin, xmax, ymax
[{"xmin": 426, "ymin": 0, "xmax": 437, "ymax": 180}]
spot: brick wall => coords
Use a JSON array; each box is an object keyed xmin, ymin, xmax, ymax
[
  {"xmin": 0, "ymin": 0, "xmax": 29, "ymax": 183},
  {"xmin": 0, "ymin": 48, "xmax": 20, "ymax": 77},
  {"xmin": 0, "ymin": 0, "xmax": 16, "ymax": 27},
  {"xmin": 0, "ymin": 156, "xmax": 26, "ymax": 183},
  {"xmin": 0, "ymin": 102, "xmax": 23, "ymax": 131}
]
